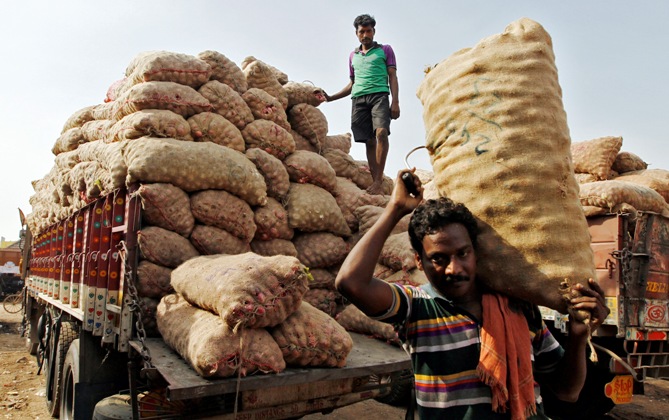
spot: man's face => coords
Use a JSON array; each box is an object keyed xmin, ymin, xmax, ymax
[
  {"xmin": 416, "ymin": 223, "xmax": 478, "ymax": 303},
  {"xmin": 356, "ymin": 25, "xmax": 375, "ymax": 48}
]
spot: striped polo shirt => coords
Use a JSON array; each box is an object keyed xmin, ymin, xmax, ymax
[{"xmin": 373, "ymin": 283, "xmax": 564, "ymax": 419}]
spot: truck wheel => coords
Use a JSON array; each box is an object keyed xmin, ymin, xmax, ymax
[
  {"xmin": 46, "ymin": 322, "xmax": 79, "ymax": 418},
  {"xmin": 60, "ymin": 339, "xmax": 81, "ymax": 420},
  {"xmin": 373, "ymin": 369, "xmax": 414, "ymax": 406}
]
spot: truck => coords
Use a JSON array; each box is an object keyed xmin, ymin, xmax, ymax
[
  {"xmin": 19, "ymin": 187, "xmax": 413, "ymax": 420},
  {"xmin": 540, "ymin": 211, "xmax": 669, "ymax": 418}
]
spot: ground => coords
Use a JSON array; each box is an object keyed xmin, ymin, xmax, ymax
[{"xmin": 1, "ymin": 305, "xmax": 667, "ymax": 419}]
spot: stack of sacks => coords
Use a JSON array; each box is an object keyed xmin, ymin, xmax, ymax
[
  {"xmin": 157, "ymin": 253, "xmax": 353, "ymax": 378},
  {"xmin": 571, "ymin": 136, "xmax": 669, "ymax": 217}
]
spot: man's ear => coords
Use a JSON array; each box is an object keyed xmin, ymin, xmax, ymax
[{"xmin": 414, "ymin": 252, "xmax": 423, "ymax": 271}]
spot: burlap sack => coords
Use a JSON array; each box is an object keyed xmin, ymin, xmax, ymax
[
  {"xmin": 293, "ymin": 232, "xmax": 349, "ymax": 269},
  {"xmin": 384, "ymin": 268, "xmax": 429, "ymax": 287},
  {"xmin": 76, "ymin": 140, "xmax": 128, "ymax": 191},
  {"xmin": 309, "ymin": 268, "xmax": 336, "ymax": 290},
  {"xmin": 187, "ymin": 112, "xmax": 245, "ymax": 152},
  {"xmin": 241, "ymin": 56, "xmax": 289, "ymax": 85},
  {"xmin": 189, "ymin": 224, "xmax": 252, "ymax": 255},
  {"xmin": 283, "ymin": 81, "xmax": 326, "ymax": 108},
  {"xmin": 197, "ymin": 50, "xmax": 248, "ymax": 94},
  {"xmin": 579, "ymin": 180, "xmax": 669, "ymax": 216},
  {"xmin": 321, "ymin": 133, "xmax": 352, "ymax": 154},
  {"xmin": 136, "ymin": 183, "xmax": 195, "ymax": 237},
  {"xmin": 156, "ymin": 294, "xmax": 285, "ymax": 378},
  {"xmin": 288, "ymin": 104, "xmax": 328, "ymax": 147},
  {"xmin": 291, "ymin": 129, "xmax": 320, "ymax": 153},
  {"xmin": 354, "ymin": 204, "xmax": 410, "ymax": 234},
  {"xmin": 612, "ymin": 151, "xmax": 648, "ymax": 174},
  {"xmin": 283, "ymin": 151, "xmax": 337, "ymax": 194},
  {"xmin": 243, "ymin": 60, "xmax": 288, "ymax": 109},
  {"xmin": 124, "ymin": 138, "xmax": 267, "ymax": 206},
  {"xmin": 242, "ymin": 88, "xmax": 291, "ymax": 131},
  {"xmin": 303, "ymin": 288, "xmax": 338, "ymax": 317},
  {"xmin": 111, "ymin": 81, "xmax": 212, "ymax": 121},
  {"xmin": 190, "ymin": 189, "xmax": 257, "ymax": 241},
  {"xmin": 270, "ymin": 301, "xmax": 352, "ymax": 368},
  {"xmin": 286, "ymin": 183, "xmax": 351, "ymax": 237},
  {"xmin": 80, "ymin": 120, "xmax": 114, "ymax": 143},
  {"xmin": 574, "ymin": 173, "xmax": 599, "ymax": 184},
  {"xmin": 380, "ymin": 232, "xmax": 416, "ymax": 272},
  {"xmin": 171, "ymin": 253, "xmax": 310, "ymax": 329},
  {"xmin": 124, "ymin": 51, "xmax": 212, "ymax": 90},
  {"xmin": 336, "ymin": 304, "xmax": 398, "ymax": 344},
  {"xmin": 92, "ymin": 103, "xmax": 115, "ymax": 121},
  {"xmin": 242, "ymin": 119, "xmax": 296, "ymax": 160},
  {"xmin": 253, "ymin": 197, "xmax": 294, "ymax": 241},
  {"xmin": 198, "ymin": 80, "xmax": 254, "ymax": 130},
  {"xmin": 139, "ymin": 297, "xmax": 160, "ymax": 337},
  {"xmin": 613, "ymin": 169, "xmax": 669, "ymax": 202},
  {"xmin": 137, "ymin": 260, "xmax": 173, "ymax": 299},
  {"xmin": 138, "ymin": 226, "xmax": 200, "ymax": 268},
  {"xmin": 334, "ymin": 178, "xmax": 390, "ymax": 231},
  {"xmin": 250, "ymin": 238, "xmax": 298, "ymax": 258},
  {"xmin": 62, "ymin": 105, "xmax": 97, "ymax": 134},
  {"xmin": 52, "ymin": 128, "xmax": 86, "ymax": 155},
  {"xmin": 245, "ymin": 148, "xmax": 290, "ymax": 200},
  {"xmin": 571, "ymin": 136, "xmax": 623, "ymax": 180},
  {"xmin": 108, "ymin": 109, "xmax": 192, "ymax": 142},
  {"xmin": 321, "ymin": 149, "xmax": 374, "ymax": 190},
  {"xmin": 416, "ymin": 18, "xmax": 595, "ymax": 312}
]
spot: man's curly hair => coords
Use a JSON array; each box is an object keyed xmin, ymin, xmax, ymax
[
  {"xmin": 408, "ymin": 197, "xmax": 480, "ymax": 255},
  {"xmin": 353, "ymin": 14, "xmax": 376, "ymax": 29}
]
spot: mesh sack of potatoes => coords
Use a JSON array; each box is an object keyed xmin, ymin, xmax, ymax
[
  {"xmin": 62, "ymin": 105, "xmax": 97, "ymax": 133},
  {"xmin": 336, "ymin": 304, "xmax": 398, "ymax": 344},
  {"xmin": 355, "ymin": 204, "xmax": 410, "ymax": 234},
  {"xmin": 309, "ymin": 268, "xmax": 336, "ymax": 290},
  {"xmin": 245, "ymin": 148, "xmax": 290, "ymax": 200},
  {"xmin": 612, "ymin": 151, "xmax": 648, "ymax": 174},
  {"xmin": 373, "ymin": 263, "xmax": 394, "ymax": 280},
  {"xmin": 137, "ymin": 260, "xmax": 173, "ymax": 299},
  {"xmin": 254, "ymin": 197, "xmax": 294, "ymax": 241},
  {"xmin": 92, "ymin": 102, "xmax": 115, "ymax": 120},
  {"xmin": 190, "ymin": 224, "xmax": 252, "ymax": 255},
  {"xmin": 76, "ymin": 140, "xmax": 128, "ymax": 190},
  {"xmin": 385, "ymin": 268, "xmax": 428, "ymax": 287},
  {"xmin": 283, "ymin": 81, "xmax": 326, "ymax": 108},
  {"xmin": 243, "ymin": 60, "xmax": 288, "ymax": 109},
  {"xmin": 416, "ymin": 18, "xmax": 595, "ymax": 312},
  {"xmin": 138, "ymin": 226, "xmax": 200, "ymax": 268},
  {"xmin": 135, "ymin": 183, "xmax": 194, "ymax": 237},
  {"xmin": 241, "ymin": 119, "xmax": 296, "ymax": 160},
  {"xmin": 293, "ymin": 232, "xmax": 349, "ymax": 269},
  {"xmin": 187, "ymin": 112, "xmax": 245, "ymax": 152},
  {"xmin": 124, "ymin": 138, "xmax": 267, "ymax": 205},
  {"xmin": 54, "ymin": 149, "xmax": 80, "ymax": 171},
  {"xmin": 191, "ymin": 189, "xmax": 257, "ymax": 241},
  {"xmin": 571, "ymin": 136, "xmax": 623, "ymax": 181},
  {"xmin": 335, "ymin": 178, "xmax": 391, "ymax": 231},
  {"xmin": 579, "ymin": 180, "xmax": 669, "ymax": 216},
  {"xmin": 288, "ymin": 104, "xmax": 328, "ymax": 148},
  {"xmin": 104, "ymin": 78, "xmax": 126, "ymax": 103},
  {"xmin": 321, "ymin": 149, "xmax": 374, "ymax": 190},
  {"xmin": 613, "ymin": 169, "xmax": 669, "ymax": 202},
  {"xmin": 269, "ymin": 301, "xmax": 352, "ymax": 368},
  {"xmin": 52, "ymin": 128, "xmax": 86, "ymax": 155},
  {"xmin": 112, "ymin": 81, "xmax": 212, "ymax": 121},
  {"xmin": 198, "ymin": 80, "xmax": 254, "ymax": 130},
  {"xmin": 156, "ymin": 294, "xmax": 285, "ymax": 378},
  {"xmin": 291, "ymin": 129, "xmax": 319, "ymax": 153},
  {"xmin": 242, "ymin": 88, "xmax": 291, "ymax": 131},
  {"xmin": 124, "ymin": 51, "xmax": 212, "ymax": 91},
  {"xmin": 171, "ymin": 253, "xmax": 310, "ymax": 329},
  {"xmin": 80, "ymin": 120, "xmax": 114, "ymax": 143},
  {"xmin": 198, "ymin": 50, "xmax": 248, "ymax": 94},
  {"xmin": 251, "ymin": 238, "xmax": 298, "ymax": 257},
  {"xmin": 321, "ymin": 133, "xmax": 352, "ymax": 154},
  {"xmin": 303, "ymin": 288, "xmax": 338, "ymax": 317},
  {"xmin": 380, "ymin": 232, "xmax": 417, "ymax": 271},
  {"xmin": 242, "ymin": 56, "xmax": 289, "ymax": 85},
  {"xmin": 286, "ymin": 183, "xmax": 351, "ymax": 237},
  {"xmin": 107, "ymin": 109, "xmax": 193, "ymax": 142},
  {"xmin": 283, "ymin": 150, "xmax": 337, "ymax": 193},
  {"xmin": 574, "ymin": 173, "xmax": 599, "ymax": 184}
]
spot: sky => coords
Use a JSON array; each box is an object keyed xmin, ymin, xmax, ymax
[{"xmin": 1, "ymin": 0, "xmax": 667, "ymax": 241}]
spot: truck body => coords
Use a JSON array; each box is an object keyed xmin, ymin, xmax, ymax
[{"xmin": 21, "ymin": 188, "xmax": 412, "ymax": 419}]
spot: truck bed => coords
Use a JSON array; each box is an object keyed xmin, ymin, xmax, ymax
[{"xmin": 131, "ymin": 332, "xmax": 412, "ymax": 401}]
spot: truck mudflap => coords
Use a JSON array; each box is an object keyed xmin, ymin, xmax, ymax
[{"xmin": 128, "ymin": 332, "xmax": 411, "ymax": 417}]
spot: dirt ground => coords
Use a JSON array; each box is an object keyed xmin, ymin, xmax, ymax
[{"xmin": 1, "ymin": 304, "xmax": 667, "ymax": 420}]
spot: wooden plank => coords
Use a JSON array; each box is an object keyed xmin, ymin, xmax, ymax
[{"xmin": 131, "ymin": 333, "xmax": 411, "ymax": 401}]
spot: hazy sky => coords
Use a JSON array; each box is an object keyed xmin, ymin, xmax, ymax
[{"xmin": 1, "ymin": 1, "xmax": 667, "ymax": 240}]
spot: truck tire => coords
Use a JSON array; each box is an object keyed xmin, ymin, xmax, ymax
[
  {"xmin": 373, "ymin": 368, "xmax": 414, "ymax": 406},
  {"xmin": 60, "ymin": 339, "xmax": 81, "ymax": 420},
  {"xmin": 46, "ymin": 321, "xmax": 79, "ymax": 418}
]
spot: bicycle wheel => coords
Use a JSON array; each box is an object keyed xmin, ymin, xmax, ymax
[{"xmin": 3, "ymin": 293, "xmax": 23, "ymax": 314}]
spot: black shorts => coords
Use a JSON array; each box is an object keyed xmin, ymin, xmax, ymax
[{"xmin": 351, "ymin": 92, "xmax": 391, "ymax": 143}]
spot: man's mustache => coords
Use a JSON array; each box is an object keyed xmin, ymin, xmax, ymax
[{"xmin": 444, "ymin": 274, "xmax": 469, "ymax": 284}]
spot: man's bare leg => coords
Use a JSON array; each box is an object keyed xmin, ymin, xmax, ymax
[{"xmin": 366, "ymin": 128, "xmax": 389, "ymax": 195}]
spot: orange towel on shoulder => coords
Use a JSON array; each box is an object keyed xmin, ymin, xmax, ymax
[{"xmin": 477, "ymin": 294, "xmax": 536, "ymax": 420}]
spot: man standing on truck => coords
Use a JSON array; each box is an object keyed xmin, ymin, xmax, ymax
[
  {"xmin": 325, "ymin": 14, "xmax": 400, "ymax": 195},
  {"xmin": 335, "ymin": 170, "xmax": 610, "ymax": 419}
]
